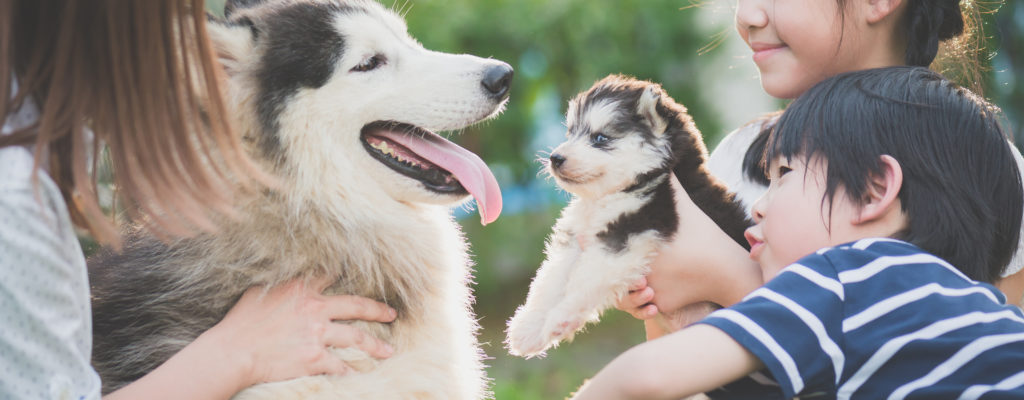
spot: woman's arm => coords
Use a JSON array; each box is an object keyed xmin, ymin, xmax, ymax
[
  {"xmin": 570, "ymin": 324, "xmax": 761, "ymax": 400},
  {"xmin": 104, "ymin": 279, "xmax": 397, "ymax": 400}
]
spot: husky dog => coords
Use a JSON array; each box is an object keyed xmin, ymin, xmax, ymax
[
  {"xmin": 506, "ymin": 75, "xmax": 749, "ymax": 357},
  {"xmin": 88, "ymin": 1, "xmax": 512, "ymax": 399}
]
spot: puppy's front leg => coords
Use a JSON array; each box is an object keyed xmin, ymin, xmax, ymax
[
  {"xmin": 506, "ymin": 226, "xmax": 583, "ymax": 357},
  {"xmin": 540, "ymin": 231, "xmax": 664, "ymax": 345}
]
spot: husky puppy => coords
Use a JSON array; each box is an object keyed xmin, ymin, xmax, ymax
[
  {"xmin": 88, "ymin": 1, "xmax": 512, "ymax": 399},
  {"xmin": 506, "ymin": 75, "xmax": 749, "ymax": 357}
]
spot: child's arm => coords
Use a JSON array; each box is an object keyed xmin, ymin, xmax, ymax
[{"xmin": 571, "ymin": 324, "xmax": 761, "ymax": 400}]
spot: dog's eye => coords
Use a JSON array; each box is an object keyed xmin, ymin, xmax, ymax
[
  {"xmin": 352, "ymin": 55, "xmax": 386, "ymax": 72},
  {"xmin": 590, "ymin": 133, "xmax": 611, "ymax": 145}
]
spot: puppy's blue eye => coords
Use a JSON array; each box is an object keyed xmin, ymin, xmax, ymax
[
  {"xmin": 352, "ymin": 55, "xmax": 386, "ymax": 72},
  {"xmin": 591, "ymin": 133, "xmax": 610, "ymax": 145}
]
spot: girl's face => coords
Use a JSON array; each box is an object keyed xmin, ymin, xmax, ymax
[
  {"xmin": 734, "ymin": 0, "xmax": 889, "ymax": 99},
  {"xmin": 744, "ymin": 155, "xmax": 859, "ymax": 280}
]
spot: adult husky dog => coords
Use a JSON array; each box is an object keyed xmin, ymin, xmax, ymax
[{"xmin": 88, "ymin": 1, "xmax": 512, "ymax": 399}]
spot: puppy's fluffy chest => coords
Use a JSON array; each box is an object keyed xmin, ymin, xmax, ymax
[{"xmin": 562, "ymin": 178, "xmax": 666, "ymax": 237}]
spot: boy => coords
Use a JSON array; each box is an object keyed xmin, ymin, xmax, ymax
[{"xmin": 571, "ymin": 67, "xmax": 1024, "ymax": 399}]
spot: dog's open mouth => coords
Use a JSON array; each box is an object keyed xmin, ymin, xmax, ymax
[{"xmin": 361, "ymin": 121, "xmax": 502, "ymax": 225}]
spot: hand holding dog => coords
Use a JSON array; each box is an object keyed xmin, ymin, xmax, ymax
[
  {"xmin": 212, "ymin": 277, "xmax": 398, "ymax": 385},
  {"xmin": 104, "ymin": 277, "xmax": 397, "ymax": 400},
  {"xmin": 615, "ymin": 175, "xmax": 762, "ymax": 339}
]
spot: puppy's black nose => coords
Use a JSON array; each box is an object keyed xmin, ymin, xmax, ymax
[
  {"xmin": 482, "ymin": 63, "xmax": 514, "ymax": 100},
  {"xmin": 549, "ymin": 153, "xmax": 566, "ymax": 169}
]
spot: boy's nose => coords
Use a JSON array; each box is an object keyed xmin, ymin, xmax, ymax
[{"xmin": 750, "ymin": 193, "xmax": 767, "ymax": 223}]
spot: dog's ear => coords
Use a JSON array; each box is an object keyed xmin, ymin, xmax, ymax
[
  {"xmin": 206, "ymin": 16, "xmax": 259, "ymax": 76},
  {"xmin": 638, "ymin": 85, "xmax": 668, "ymax": 136},
  {"xmin": 224, "ymin": 0, "xmax": 269, "ymax": 19}
]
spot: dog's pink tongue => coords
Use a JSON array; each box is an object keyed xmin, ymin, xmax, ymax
[{"xmin": 378, "ymin": 130, "xmax": 502, "ymax": 225}]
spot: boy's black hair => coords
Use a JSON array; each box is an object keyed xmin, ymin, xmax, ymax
[{"xmin": 766, "ymin": 66, "xmax": 1022, "ymax": 283}]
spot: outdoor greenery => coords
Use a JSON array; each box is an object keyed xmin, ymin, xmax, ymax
[{"xmin": 124, "ymin": 0, "xmax": 1024, "ymax": 398}]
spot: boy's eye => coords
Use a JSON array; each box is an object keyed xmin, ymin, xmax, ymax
[
  {"xmin": 777, "ymin": 165, "xmax": 792, "ymax": 176},
  {"xmin": 591, "ymin": 133, "xmax": 611, "ymax": 145}
]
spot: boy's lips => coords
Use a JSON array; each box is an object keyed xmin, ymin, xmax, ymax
[{"xmin": 745, "ymin": 229, "xmax": 764, "ymax": 260}]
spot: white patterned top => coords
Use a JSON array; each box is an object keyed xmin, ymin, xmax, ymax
[{"xmin": 0, "ymin": 81, "xmax": 102, "ymax": 400}]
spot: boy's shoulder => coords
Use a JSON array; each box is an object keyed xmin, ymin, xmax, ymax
[
  {"xmin": 785, "ymin": 237, "xmax": 1013, "ymax": 309},
  {"xmin": 792, "ymin": 238, "xmax": 962, "ymax": 279}
]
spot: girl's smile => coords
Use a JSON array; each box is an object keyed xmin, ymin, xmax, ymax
[{"xmin": 749, "ymin": 42, "xmax": 787, "ymax": 64}]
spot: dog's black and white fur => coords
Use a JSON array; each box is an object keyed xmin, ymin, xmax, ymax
[
  {"xmin": 88, "ymin": 1, "xmax": 513, "ymax": 399},
  {"xmin": 506, "ymin": 75, "xmax": 750, "ymax": 357}
]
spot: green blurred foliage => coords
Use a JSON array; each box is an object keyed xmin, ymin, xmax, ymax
[
  {"xmin": 396, "ymin": 0, "xmax": 724, "ymax": 181},
  {"xmin": 991, "ymin": 0, "xmax": 1024, "ymax": 142}
]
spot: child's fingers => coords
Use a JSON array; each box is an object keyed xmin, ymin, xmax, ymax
[
  {"xmin": 618, "ymin": 286, "xmax": 657, "ymax": 319},
  {"xmin": 631, "ymin": 286, "xmax": 655, "ymax": 305},
  {"xmin": 639, "ymin": 303, "xmax": 659, "ymax": 319},
  {"xmin": 627, "ymin": 277, "xmax": 648, "ymax": 292}
]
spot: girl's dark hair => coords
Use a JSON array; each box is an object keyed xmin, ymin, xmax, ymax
[
  {"xmin": 765, "ymin": 66, "xmax": 1022, "ymax": 283},
  {"xmin": 902, "ymin": 0, "xmax": 965, "ymax": 67}
]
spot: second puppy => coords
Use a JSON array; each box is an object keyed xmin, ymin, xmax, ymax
[{"xmin": 506, "ymin": 75, "xmax": 749, "ymax": 357}]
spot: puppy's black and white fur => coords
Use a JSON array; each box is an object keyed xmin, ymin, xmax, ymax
[{"xmin": 506, "ymin": 75, "xmax": 749, "ymax": 357}]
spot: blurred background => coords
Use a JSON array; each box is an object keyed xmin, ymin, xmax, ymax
[{"xmin": 195, "ymin": 0, "xmax": 1024, "ymax": 398}]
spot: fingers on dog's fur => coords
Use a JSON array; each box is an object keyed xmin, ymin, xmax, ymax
[
  {"xmin": 326, "ymin": 323, "xmax": 394, "ymax": 359},
  {"xmin": 325, "ymin": 295, "xmax": 397, "ymax": 323}
]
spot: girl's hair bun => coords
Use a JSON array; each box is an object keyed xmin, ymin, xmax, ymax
[{"xmin": 905, "ymin": 0, "xmax": 965, "ymax": 67}]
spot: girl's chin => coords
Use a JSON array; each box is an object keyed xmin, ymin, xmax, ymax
[{"xmin": 758, "ymin": 75, "xmax": 808, "ymax": 100}]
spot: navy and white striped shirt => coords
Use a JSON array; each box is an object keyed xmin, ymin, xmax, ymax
[{"xmin": 700, "ymin": 238, "xmax": 1024, "ymax": 400}]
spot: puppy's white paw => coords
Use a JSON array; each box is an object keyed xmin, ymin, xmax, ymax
[
  {"xmin": 540, "ymin": 309, "xmax": 586, "ymax": 345},
  {"xmin": 506, "ymin": 308, "xmax": 557, "ymax": 357}
]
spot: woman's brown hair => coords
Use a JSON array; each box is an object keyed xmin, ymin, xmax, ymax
[{"xmin": 0, "ymin": 0, "xmax": 266, "ymax": 249}]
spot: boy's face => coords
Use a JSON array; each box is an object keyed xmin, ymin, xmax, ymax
[{"xmin": 745, "ymin": 155, "xmax": 859, "ymax": 280}]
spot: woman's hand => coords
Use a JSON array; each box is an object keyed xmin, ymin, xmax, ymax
[
  {"xmin": 105, "ymin": 277, "xmax": 397, "ymax": 400},
  {"xmin": 207, "ymin": 277, "xmax": 398, "ymax": 385}
]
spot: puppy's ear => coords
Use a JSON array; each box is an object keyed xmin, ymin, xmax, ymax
[
  {"xmin": 206, "ymin": 16, "xmax": 259, "ymax": 76},
  {"xmin": 638, "ymin": 85, "xmax": 668, "ymax": 136}
]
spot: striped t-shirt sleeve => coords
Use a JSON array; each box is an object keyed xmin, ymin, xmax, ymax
[{"xmin": 700, "ymin": 253, "xmax": 846, "ymax": 399}]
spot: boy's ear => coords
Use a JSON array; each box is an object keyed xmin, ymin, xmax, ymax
[
  {"xmin": 638, "ymin": 85, "xmax": 668, "ymax": 136},
  {"xmin": 862, "ymin": 0, "xmax": 906, "ymax": 24},
  {"xmin": 853, "ymin": 154, "xmax": 903, "ymax": 224}
]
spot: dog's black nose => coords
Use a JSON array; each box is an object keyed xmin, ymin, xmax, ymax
[
  {"xmin": 549, "ymin": 153, "xmax": 566, "ymax": 169},
  {"xmin": 482, "ymin": 63, "xmax": 514, "ymax": 100}
]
